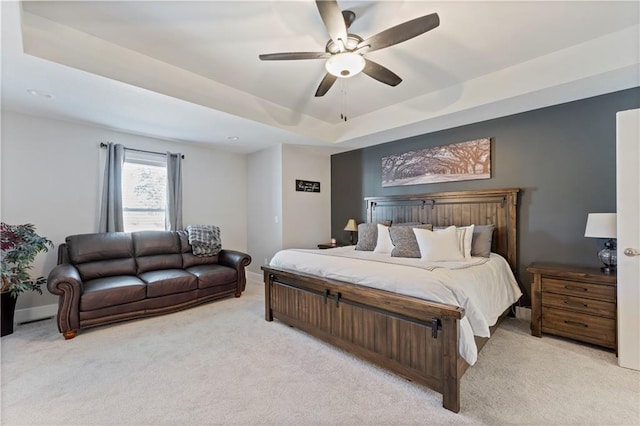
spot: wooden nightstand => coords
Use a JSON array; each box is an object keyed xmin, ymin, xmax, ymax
[
  {"xmin": 317, "ymin": 242, "xmax": 349, "ymax": 249},
  {"xmin": 528, "ymin": 263, "xmax": 617, "ymax": 350}
]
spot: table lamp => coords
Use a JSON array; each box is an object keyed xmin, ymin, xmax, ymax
[
  {"xmin": 344, "ymin": 219, "xmax": 358, "ymax": 245},
  {"xmin": 584, "ymin": 213, "xmax": 617, "ymax": 274}
]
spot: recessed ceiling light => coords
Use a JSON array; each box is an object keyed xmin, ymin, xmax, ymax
[
  {"xmin": 27, "ymin": 89, "xmax": 55, "ymax": 99},
  {"xmin": 227, "ymin": 136, "xmax": 239, "ymax": 141}
]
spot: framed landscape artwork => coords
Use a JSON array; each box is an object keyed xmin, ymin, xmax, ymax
[{"xmin": 381, "ymin": 137, "xmax": 491, "ymax": 187}]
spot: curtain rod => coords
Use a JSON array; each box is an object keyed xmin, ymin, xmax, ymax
[{"xmin": 99, "ymin": 142, "xmax": 185, "ymax": 159}]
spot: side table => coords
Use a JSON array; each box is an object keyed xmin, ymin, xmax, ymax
[
  {"xmin": 317, "ymin": 242, "xmax": 349, "ymax": 249},
  {"xmin": 527, "ymin": 262, "xmax": 617, "ymax": 350}
]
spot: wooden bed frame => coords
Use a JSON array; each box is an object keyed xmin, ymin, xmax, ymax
[{"xmin": 262, "ymin": 188, "xmax": 520, "ymax": 412}]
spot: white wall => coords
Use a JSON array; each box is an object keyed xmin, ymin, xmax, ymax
[
  {"xmin": 247, "ymin": 145, "xmax": 282, "ymax": 273},
  {"xmin": 282, "ymin": 145, "xmax": 331, "ymax": 249},
  {"xmin": 1, "ymin": 111, "xmax": 247, "ymax": 311},
  {"xmin": 246, "ymin": 144, "xmax": 333, "ymax": 273}
]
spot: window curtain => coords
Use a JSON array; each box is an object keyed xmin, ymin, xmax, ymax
[
  {"xmin": 166, "ymin": 152, "xmax": 183, "ymax": 231},
  {"xmin": 98, "ymin": 143, "xmax": 125, "ymax": 232}
]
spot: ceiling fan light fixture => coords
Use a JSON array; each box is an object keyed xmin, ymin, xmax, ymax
[{"xmin": 325, "ymin": 52, "xmax": 365, "ymax": 78}]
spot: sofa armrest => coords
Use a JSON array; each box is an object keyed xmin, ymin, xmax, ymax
[
  {"xmin": 218, "ymin": 249, "xmax": 252, "ymax": 269},
  {"xmin": 218, "ymin": 250, "xmax": 252, "ymax": 293},
  {"xmin": 47, "ymin": 264, "xmax": 84, "ymax": 337}
]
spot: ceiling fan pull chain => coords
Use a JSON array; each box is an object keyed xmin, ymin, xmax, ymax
[{"xmin": 342, "ymin": 79, "xmax": 348, "ymax": 122}]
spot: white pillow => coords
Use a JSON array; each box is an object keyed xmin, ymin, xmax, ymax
[
  {"xmin": 458, "ymin": 225, "xmax": 475, "ymax": 259},
  {"xmin": 413, "ymin": 226, "xmax": 465, "ymax": 261},
  {"xmin": 434, "ymin": 225, "xmax": 475, "ymax": 259},
  {"xmin": 373, "ymin": 223, "xmax": 394, "ymax": 254}
]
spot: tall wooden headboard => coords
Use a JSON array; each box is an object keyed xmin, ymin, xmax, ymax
[{"xmin": 365, "ymin": 188, "xmax": 520, "ymax": 272}]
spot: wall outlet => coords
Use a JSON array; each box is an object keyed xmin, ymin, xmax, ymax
[
  {"xmin": 264, "ymin": 257, "xmax": 268, "ymax": 265},
  {"xmin": 515, "ymin": 306, "xmax": 532, "ymax": 322}
]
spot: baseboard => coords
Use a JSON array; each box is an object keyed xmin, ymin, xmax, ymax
[
  {"xmin": 14, "ymin": 303, "xmax": 57, "ymax": 324},
  {"xmin": 515, "ymin": 306, "xmax": 532, "ymax": 322}
]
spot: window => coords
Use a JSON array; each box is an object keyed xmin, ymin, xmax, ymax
[{"xmin": 121, "ymin": 151, "xmax": 167, "ymax": 232}]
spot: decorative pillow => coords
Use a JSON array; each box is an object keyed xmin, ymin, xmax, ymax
[
  {"xmin": 413, "ymin": 226, "xmax": 465, "ymax": 262},
  {"xmin": 434, "ymin": 225, "xmax": 475, "ymax": 259},
  {"xmin": 389, "ymin": 224, "xmax": 433, "ymax": 258},
  {"xmin": 471, "ymin": 224, "xmax": 495, "ymax": 257},
  {"xmin": 393, "ymin": 222, "xmax": 423, "ymax": 227},
  {"xmin": 355, "ymin": 221, "xmax": 392, "ymax": 251},
  {"xmin": 355, "ymin": 223, "xmax": 377, "ymax": 251},
  {"xmin": 373, "ymin": 224, "xmax": 394, "ymax": 254}
]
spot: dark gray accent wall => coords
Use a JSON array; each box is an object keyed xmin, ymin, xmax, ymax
[{"xmin": 331, "ymin": 87, "xmax": 639, "ymax": 304}]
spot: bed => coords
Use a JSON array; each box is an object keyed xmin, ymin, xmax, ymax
[{"xmin": 262, "ymin": 188, "xmax": 521, "ymax": 412}]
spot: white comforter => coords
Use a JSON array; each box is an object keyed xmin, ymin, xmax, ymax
[{"xmin": 269, "ymin": 246, "xmax": 522, "ymax": 365}]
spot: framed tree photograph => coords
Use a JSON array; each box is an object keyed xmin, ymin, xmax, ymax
[{"xmin": 381, "ymin": 137, "xmax": 491, "ymax": 187}]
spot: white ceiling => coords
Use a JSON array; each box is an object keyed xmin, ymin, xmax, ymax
[{"xmin": 2, "ymin": 1, "xmax": 639, "ymax": 154}]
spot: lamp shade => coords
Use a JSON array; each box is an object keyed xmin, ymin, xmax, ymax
[
  {"xmin": 584, "ymin": 213, "xmax": 617, "ymax": 238},
  {"xmin": 344, "ymin": 219, "xmax": 358, "ymax": 232}
]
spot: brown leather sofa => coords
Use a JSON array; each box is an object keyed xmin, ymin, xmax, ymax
[{"xmin": 47, "ymin": 230, "xmax": 251, "ymax": 339}]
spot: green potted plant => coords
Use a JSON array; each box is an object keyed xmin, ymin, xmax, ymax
[{"xmin": 1, "ymin": 223, "xmax": 53, "ymax": 336}]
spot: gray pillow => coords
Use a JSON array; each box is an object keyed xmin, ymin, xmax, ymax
[
  {"xmin": 355, "ymin": 223, "xmax": 377, "ymax": 251},
  {"xmin": 471, "ymin": 224, "xmax": 495, "ymax": 257},
  {"xmin": 390, "ymin": 224, "xmax": 433, "ymax": 258},
  {"xmin": 354, "ymin": 221, "xmax": 392, "ymax": 251}
]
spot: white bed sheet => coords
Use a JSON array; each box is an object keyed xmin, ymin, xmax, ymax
[{"xmin": 269, "ymin": 246, "xmax": 522, "ymax": 365}]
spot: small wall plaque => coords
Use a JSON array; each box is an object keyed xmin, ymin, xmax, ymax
[{"xmin": 296, "ymin": 179, "xmax": 320, "ymax": 192}]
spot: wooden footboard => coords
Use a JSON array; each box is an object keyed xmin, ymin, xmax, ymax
[{"xmin": 263, "ymin": 266, "xmax": 466, "ymax": 413}]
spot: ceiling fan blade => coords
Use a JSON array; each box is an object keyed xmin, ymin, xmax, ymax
[
  {"xmin": 357, "ymin": 13, "xmax": 439, "ymax": 53},
  {"xmin": 259, "ymin": 52, "xmax": 331, "ymax": 61},
  {"xmin": 316, "ymin": 0, "xmax": 348, "ymax": 50},
  {"xmin": 363, "ymin": 59, "xmax": 402, "ymax": 86},
  {"xmin": 315, "ymin": 73, "xmax": 338, "ymax": 97}
]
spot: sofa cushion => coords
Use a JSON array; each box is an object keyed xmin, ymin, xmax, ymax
[
  {"xmin": 186, "ymin": 265, "xmax": 237, "ymax": 289},
  {"xmin": 80, "ymin": 275, "xmax": 146, "ymax": 311},
  {"xmin": 66, "ymin": 233, "xmax": 136, "ymax": 281},
  {"xmin": 136, "ymin": 254, "xmax": 184, "ymax": 274},
  {"xmin": 138, "ymin": 269, "xmax": 198, "ymax": 298},
  {"xmin": 182, "ymin": 253, "xmax": 219, "ymax": 269},
  {"xmin": 133, "ymin": 231, "xmax": 183, "ymax": 273}
]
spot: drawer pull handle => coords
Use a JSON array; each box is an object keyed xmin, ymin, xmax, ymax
[
  {"xmin": 564, "ymin": 285, "xmax": 588, "ymax": 292},
  {"xmin": 564, "ymin": 320, "xmax": 588, "ymax": 328},
  {"xmin": 563, "ymin": 300, "xmax": 588, "ymax": 308}
]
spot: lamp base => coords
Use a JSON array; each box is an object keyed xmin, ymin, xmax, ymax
[
  {"xmin": 598, "ymin": 239, "xmax": 617, "ymax": 275},
  {"xmin": 601, "ymin": 266, "xmax": 616, "ymax": 274}
]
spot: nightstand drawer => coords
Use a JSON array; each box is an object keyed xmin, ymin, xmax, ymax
[
  {"xmin": 541, "ymin": 277, "xmax": 615, "ymax": 301},
  {"xmin": 541, "ymin": 307, "xmax": 616, "ymax": 348},
  {"xmin": 541, "ymin": 292, "xmax": 616, "ymax": 318}
]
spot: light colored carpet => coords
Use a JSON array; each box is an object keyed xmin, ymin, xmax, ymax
[{"xmin": 2, "ymin": 276, "xmax": 639, "ymax": 425}]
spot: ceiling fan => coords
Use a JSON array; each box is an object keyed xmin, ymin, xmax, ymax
[{"xmin": 259, "ymin": 0, "xmax": 440, "ymax": 97}]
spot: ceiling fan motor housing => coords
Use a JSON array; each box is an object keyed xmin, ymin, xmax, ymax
[{"xmin": 325, "ymin": 34, "xmax": 363, "ymax": 54}]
